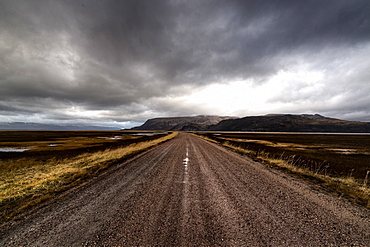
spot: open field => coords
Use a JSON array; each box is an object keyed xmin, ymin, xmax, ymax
[
  {"xmin": 194, "ymin": 132, "xmax": 370, "ymax": 207},
  {"xmin": 0, "ymin": 130, "xmax": 168, "ymax": 160},
  {"xmin": 0, "ymin": 130, "xmax": 177, "ymax": 221},
  {"xmin": 1, "ymin": 133, "xmax": 369, "ymax": 246}
]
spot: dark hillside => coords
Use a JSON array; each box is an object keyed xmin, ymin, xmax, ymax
[
  {"xmin": 132, "ymin": 115, "xmax": 235, "ymax": 131},
  {"xmin": 209, "ymin": 114, "xmax": 370, "ymax": 132}
]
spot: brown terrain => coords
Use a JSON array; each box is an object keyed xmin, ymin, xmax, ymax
[
  {"xmin": 131, "ymin": 114, "xmax": 370, "ymax": 132},
  {"xmin": 131, "ymin": 115, "xmax": 236, "ymax": 131},
  {"xmin": 0, "ymin": 133, "xmax": 369, "ymax": 246}
]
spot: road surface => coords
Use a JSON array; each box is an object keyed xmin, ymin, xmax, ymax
[{"xmin": 1, "ymin": 133, "xmax": 369, "ymax": 246}]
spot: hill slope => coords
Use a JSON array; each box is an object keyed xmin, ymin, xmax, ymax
[
  {"xmin": 209, "ymin": 114, "xmax": 370, "ymax": 133},
  {"xmin": 131, "ymin": 116, "xmax": 236, "ymax": 131}
]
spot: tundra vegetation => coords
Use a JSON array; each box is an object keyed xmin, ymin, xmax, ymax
[
  {"xmin": 0, "ymin": 131, "xmax": 177, "ymax": 221},
  {"xmin": 194, "ymin": 132, "xmax": 370, "ymax": 209}
]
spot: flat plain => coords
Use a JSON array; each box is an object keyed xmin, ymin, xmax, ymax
[
  {"xmin": 196, "ymin": 132, "xmax": 370, "ymax": 179},
  {"xmin": 0, "ymin": 130, "xmax": 174, "ymax": 221},
  {"xmin": 195, "ymin": 132, "xmax": 370, "ymax": 208},
  {"xmin": 0, "ymin": 130, "xmax": 167, "ymax": 161}
]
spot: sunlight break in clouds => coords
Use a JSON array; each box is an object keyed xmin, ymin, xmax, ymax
[{"xmin": 183, "ymin": 67, "xmax": 325, "ymax": 116}]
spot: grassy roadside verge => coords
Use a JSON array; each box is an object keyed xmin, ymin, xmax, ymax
[
  {"xmin": 0, "ymin": 132, "xmax": 178, "ymax": 222},
  {"xmin": 193, "ymin": 133, "xmax": 370, "ymax": 209}
]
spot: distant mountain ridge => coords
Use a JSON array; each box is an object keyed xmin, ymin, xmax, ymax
[
  {"xmin": 5, "ymin": 114, "xmax": 369, "ymax": 132},
  {"xmin": 133, "ymin": 114, "xmax": 370, "ymax": 133},
  {"xmin": 0, "ymin": 122, "xmax": 119, "ymax": 131},
  {"xmin": 209, "ymin": 114, "xmax": 370, "ymax": 132},
  {"xmin": 131, "ymin": 115, "xmax": 236, "ymax": 131}
]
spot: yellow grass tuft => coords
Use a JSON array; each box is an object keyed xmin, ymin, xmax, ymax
[
  {"xmin": 194, "ymin": 133, "xmax": 370, "ymax": 209},
  {"xmin": 0, "ymin": 132, "xmax": 178, "ymax": 221}
]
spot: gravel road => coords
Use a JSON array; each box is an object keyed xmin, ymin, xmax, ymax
[{"xmin": 1, "ymin": 133, "xmax": 369, "ymax": 246}]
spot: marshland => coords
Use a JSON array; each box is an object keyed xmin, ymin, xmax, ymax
[
  {"xmin": 0, "ymin": 130, "xmax": 176, "ymax": 221},
  {"xmin": 195, "ymin": 132, "xmax": 370, "ymax": 208}
]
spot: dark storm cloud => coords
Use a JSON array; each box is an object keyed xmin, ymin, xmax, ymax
[{"xmin": 1, "ymin": 0, "xmax": 370, "ymax": 125}]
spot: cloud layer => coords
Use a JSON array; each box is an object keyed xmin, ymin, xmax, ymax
[{"xmin": 1, "ymin": 0, "xmax": 370, "ymax": 127}]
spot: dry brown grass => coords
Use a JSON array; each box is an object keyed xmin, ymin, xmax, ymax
[
  {"xmin": 0, "ymin": 132, "xmax": 178, "ymax": 221},
  {"xmin": 262, "ymin": 155, "xmax": 370, "ymax": 208},
  {"xmin": 194, "ymin": 133, "xmax": 370, "ymax": 209}
]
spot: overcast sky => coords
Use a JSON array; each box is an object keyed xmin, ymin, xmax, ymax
[{"xmin": 1, "ymin": 0, "xmax": 370, "ymax": 127}]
